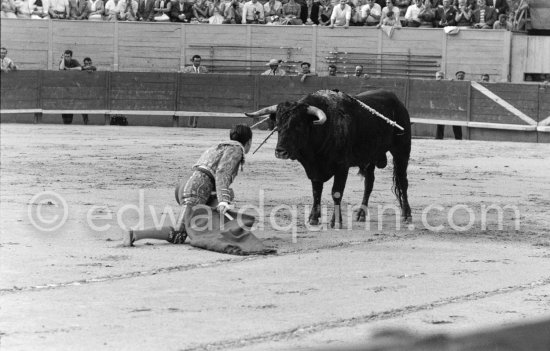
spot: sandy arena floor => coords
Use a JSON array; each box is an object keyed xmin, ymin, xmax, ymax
[{"xmin": 1, "ymin": 124, "xmax": 549, "ymax": 350}]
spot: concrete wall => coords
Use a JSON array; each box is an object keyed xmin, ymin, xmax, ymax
[{"xmin": 3, "ymin": 19, "xmax": 544, "ymax": 83}]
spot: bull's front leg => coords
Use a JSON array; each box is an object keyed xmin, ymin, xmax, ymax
[
  {"xmin": 309, "ymin": 180, "xmax": 323, "ymax": 225},
  {"xmin": 331, "ymin": 166, "xmax": 349, "ymax": 229}
]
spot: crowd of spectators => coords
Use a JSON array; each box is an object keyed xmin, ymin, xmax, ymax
[{"xmin": 0, "ymin": 0, "xmax": 526, "ymax": 30}]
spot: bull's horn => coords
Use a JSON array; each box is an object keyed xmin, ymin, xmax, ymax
[
  {"xmin": 307, "ymin": 106, "xmax": 327, "ymax": 125},
  {"xmin": 244, "ymin": 105, "xmax": 277, "ymax": 117}
]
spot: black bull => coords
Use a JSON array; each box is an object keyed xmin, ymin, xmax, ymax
[{"xmin": 245, "ymin": 89, "xmax": 412, "ymax": 227}]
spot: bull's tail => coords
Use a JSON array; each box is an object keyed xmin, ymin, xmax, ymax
[{"xmin": 391, "ymin": 99, "xmax": 411, "ymax": 216}]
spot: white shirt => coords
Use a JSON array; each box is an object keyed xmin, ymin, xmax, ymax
[
  {"xmin": 330, "ymin": 4, "xmax": 351, "ymax": 25},
  {"xmin": 361, "ymin": 3, "xmax": 381, "ymax": 23},
  {"xmin": 49, "ymin": 0, "xmax": 68, "ymax": 12},
  {"xmin": 242, "ymin": 0, "xmax": 264, "ymax": 23},
  {"xmin": 404, "ymin": 4, "xmax": 421, "ymax": 21}
]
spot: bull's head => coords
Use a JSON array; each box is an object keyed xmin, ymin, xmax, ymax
[{"xmin": 245, "ymin": 102, "xmax": 326, "ymax": 160}]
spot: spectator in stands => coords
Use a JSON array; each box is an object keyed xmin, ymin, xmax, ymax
[
  {"xmin": 480, "ymin": 73, "xmax": 489, "ymax": 82},
  {"xmin": 208, "ymin": 0, "xmax": 225, "ymax": 23},
  {"xmin": 493, "ymin": 13, "xmax": 511, "ymax": 29},
  {"xmin": 262, "ymin": 58, "xmax": 286, "ymax": 76},
  {"xmin": 138, "ymin": 0, "xmax": 155, "ymax": 21},
  {"xmin": 2, "ymin": 0, "xmax": 18, "ymax": 18},
  {"xmin": 348, "ymin": 0, "xmax": 363, "ymax": 26},
  {"xmin": 193, "ymin": 0, "xmax": 210, "ymax": 22},
  {"xmin": 264, "ymin": 0, "xmax": 282, "ymax": 24},
  {"xmin": 353, "ymin": 64, "xmax": 370, "ymax": 78},
  {"xmin": 31, "ymin": 0, "xmax": 51, "ymax": 19},
  {"xmin": 242, "ymin": 0, "xmax": 264, "ymax": 23},
  {"xmin": 88, "ymin": 0, "xmax": 104, "ymax": 20},
  {"xmin": 299, "ymin": 61, "xmax": 317, "ymax": 82},
  {"xmin": 472, "ymin": 0, "xmax": 496, "ymax": 29},
  {"xmin": 318, "ymin": 0, "xmax": 333, "ymax": 25},
  {"xmin": 435, "ymin": 70, "xmax": 444, "ymax": 80},
  {"xmin": 417, "ymin": 0, "xmax": 435, "ymax": 27},
  {"xmin": 435, "ymin": 0, "xmax": 455, "ymax": 27},
  {"xmin": 1, "ymin": 47, "xmax": 17, "ymax": 72},
  {"xmin": 489, "ymin": 0, "xmax": 508, "ymax": 15},
  {"xmin": 49, "ymin": 0, "xmax": 69, "ymax": 18},
  {"xmin": 15, "ymin": 0, "xmax": 33, "ymax": 18},
  {"xmin": 379, "ymin": 0, "xmax": 401, "ymax": 27},
  {"xmin": 395, "ymin": 0, "xmax": 409, "ymax": 24},
  {"xmin": 153, "ymin": 0, "xmax": 170, "ymax": 21},
  {"xmin": 330, "ymin": 0, "xmax": 351, "ymax": 28},
  {"xmin": 281, "ymin": 0, "xmax": 302, "ymax": 25},
  {"xmin": 453, "ymin": 0, "xmax": 476, "ymax": 11},
  {"xmin": 69, "ymin": 0, "xmax": 91, "ymax": 19},
  {"xmin": 328, "ymin": 64, "xmax": 337, "ymax": 76},
  {"xmin": 183, "ymin": 54, "xmax": 209, "ymax": 73},
  {"xmin": 118, "ymin": 0, "xmax": 139, "ymax": 20},
  {"xmin": 436, "ymin": 70, "xmax": 463, "ymax": 140},
  {"xmin": 404, "ymin": 0, "xmax": 422, "ymax": 27},
  {"xmin": 105, "ymin": 0, "xmax": 121, "ymax": 20},
  {"xmin": 361, "ymin": 0, "xmax": 382, "ymax": 26},
  {"xmin": 169, "ymin": 0, "xmax": 193, "ymax": 22},
  {"xmin": 300, "ymin": 0, "xmax": 319, "ymax": 25},
  {"xmin": 82, "ymin": 56, "xmax": 96, "ymax": 71},
  {"xmin": 222, "ymin": 0, "xmax": 242, "ymax": 23},
  {"xmin": 455, "ymin": 0, "xmax": 472, "ymax": 26},
  {"xmin": 59, "ymin": 49, "xmax": 81, "ymax": 70}
]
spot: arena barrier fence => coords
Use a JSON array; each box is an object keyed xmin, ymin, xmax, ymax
[{"xmin": 1, "ymin": 71, "xmax": 549, "ymax": 142}]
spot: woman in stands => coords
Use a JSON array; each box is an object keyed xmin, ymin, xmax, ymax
[
  {"xmin": 88, "ymin": 0, "xmax": 104, "ymax": 20},
  {"xmin": 14, "ymin": 0, "xmax": 33, "ymax": 18},
  {"xmin": 454, "ymin": 0, "xmax": 472, "ymax": 26},
  {"xmin": 281, "ymin": 0, "xmax": 302, "ymax": 24},
  {"xmin": 153, "ymin": 0, "xmax": 170, "ymax": 21},
  {"xmin": 1, "ymin": 0, "xmax": 18, "ymax": 18},
  {"xmin": 208, "ymin": 0, "xmax": 224, "ymax": 23},
  {"xmin": 193, "ymin": 0, "xmax": 210, "ymax": 22}
]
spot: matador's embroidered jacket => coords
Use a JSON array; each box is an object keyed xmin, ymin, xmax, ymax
[{"xmin": 193, "ymin": 140, "xmax": 245, "ymax": 204}]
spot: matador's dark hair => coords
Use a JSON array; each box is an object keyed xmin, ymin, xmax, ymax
[{"xmin": 230, "ymin": 124, "xmax": 252, "ymax": 146}]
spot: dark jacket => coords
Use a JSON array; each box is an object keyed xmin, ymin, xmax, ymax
[
  {"xmin": 435, "ymin": 6, "xmax": 456, "ymax": 27},
  {"xmin": 139, "ymin": 0, "xmax": 156, "ymax": 21},
  {"xmin": 472, "ymin": 6, "xmax": 497, "ymax": 27},
  {"xmin": 300, "ymin": 1, "xmax": 320, "ymax": 24}
]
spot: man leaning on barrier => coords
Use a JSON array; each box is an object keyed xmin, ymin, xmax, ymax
[{"xmin": 122, "ymin": 124, "xmax": 275, "ymax": 255}]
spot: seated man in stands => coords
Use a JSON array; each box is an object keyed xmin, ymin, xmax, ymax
[
  {"xmin": 241, "ymin": 0, "xmax": 264, "ymax": 23},
  {"xmin": 138, "ymin": 0, "xmax": 156, "ymax": 21},
  {"xmin": 490, "ymin": 0, "xmax": 508, "ymax": 16},
  {"xmin": 192, "ymin": 0, "xmax": 210, "ymax": 22},
  {"xmin": 262, "ymin": 58, "xmax": 286, "ymax": 76},
  {"xmin": 222, "ymin": 0, "xmax": 243, "ymax": 24},
  {"xmin": 472, "ymin": 0, "xmax": 496, "ymax": 29},
  {"xmin": 379, "ymin": 0, "xmax": 401, "ymax": 27},
  {"xmin": 105, "ymin": 0, "xmax": 121, "ymax": 20},
  {"xmin": 435, "ymin": 0, "xmax": 456, "ymax": 27},
  {"xmin": 404, "ymin": 0, "xmax": 422, "ymax": 27},
  {"xmin": 264, "ymin": 0, "xmax": 282, "ymax": 24},
  {"xmin": 49, "ymin": 0, "xmax": 69, "ymax": 18},
  {"xmin": 1, "ymin": 47, "xmax": 17, "ymax": 72},
  {"xmin": 81, "ymin": 57, "xmax": 97, "ymax": 71},
  {"xmin": 330, "ymin": 0, "xmax": 351, "ymax": 28},
  {"xmin": 69, "ymin": 0, "xmax": 91, "ymax": 19},
  {"xmin": 300, "ymin": 0, "xmax": 319, "ymax": 25},
  {"xmin": 328, "ymin": 64, "xmax": 337, "ymax": 76},
  {"xmin": 183, "ymin": 54, "xmax": 209, "ymax": 73},
  {"xmin": 299, "ymin": 61, "xmax": 318, "ymax": 82},
  {"xmin": 353, "ymin": 64, "xmax": 370, "ymax": 78},
  {"xmin": 118, "ymin": 0, "xmax": 139, "ymax": 20},
  {"xmin": 455, "ymin": 0, "xmax": 472, "ymax": 27},
  {"xmin": 361, "ymin": 0, "xmax": 382, "ymax": 26},
  {"xmin": 493, "ymin": 13, "xmax": 511, "ymax": 29},
  {"xmin": 169, "ymin": 0, "xmax": 193, "ymax": 21}
]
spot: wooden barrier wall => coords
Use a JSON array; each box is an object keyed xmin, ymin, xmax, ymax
[
  {"xmin": 2, "ymin": 71, "xmax": 549, "ymax": 142},
  {"xmin": 2, "ymin": 19, "xmax": 533, "ymax": 82}
]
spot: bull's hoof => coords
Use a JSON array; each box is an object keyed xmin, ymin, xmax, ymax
[
  {"xmin": 355, "ymin": 209, "xmax": 367, "ymax": 222},
  {"xmin": 308, "ymin": 218, "xmax": 320, "ymax": 226},
  {"xmin": 330, "ymin": 221, "xmax": 343, "ymax": 229},
  {"xmin": 402, "ymin": 216, "xmax": 412, "ymax": 225}
]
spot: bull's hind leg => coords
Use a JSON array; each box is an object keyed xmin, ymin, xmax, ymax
[
  {"xmin": 330, "ymin": 166, "xmax": 349, "ymax": 229},
  {"xmin": 309, "ymin": 180, "xmax": 323, "ymax": 225},
  {"xmin": 355, "ymin": 163, "xmax": 375, "ymax": 222},
  {"xmin": 390, "ymin": 148, "xmax": 412, "ymax": 224}
]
